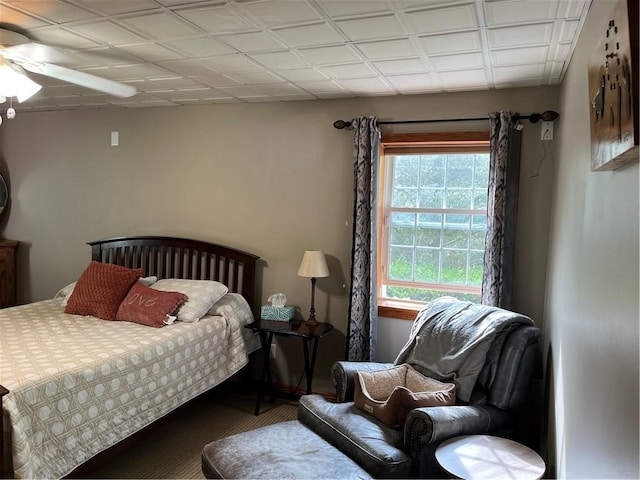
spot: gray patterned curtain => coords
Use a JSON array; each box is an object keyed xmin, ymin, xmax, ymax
[
  {"xmin": 481, "ymin": 111, "xmax": 522, "ymax": 309},
  {"xmin": 345, "ymin": 117, "xmax": 380, "ymax": 361}
]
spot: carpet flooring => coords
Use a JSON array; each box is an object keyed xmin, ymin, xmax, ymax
[{"xmin": 73, "ymin": 384, "xmax": 298, "ymax": 479}]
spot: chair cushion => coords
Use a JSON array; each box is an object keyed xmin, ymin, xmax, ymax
[
  {"xmin": 201, "ymin": 420, "xmax": 371, "ymax": 479},
  {"xmin": 298, "ymin": 395, "xmax": 412, "ymax": 479},
  {"xmin": 354, "ymin": 363, "xmax": 456, "ymax": 428}
]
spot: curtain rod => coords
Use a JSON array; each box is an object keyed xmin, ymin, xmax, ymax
[{"xmin": 332, "ymin": 110, "xmax": 559, "ymax": 129}]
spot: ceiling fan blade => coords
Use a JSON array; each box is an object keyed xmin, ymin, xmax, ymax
[
  {"xmin": 1, "ymin": 42, "xmax": 71, "ymax": 64},
  {"xmin": 22, "ymin": 62, "xmax": 136, "ymax": 98}
]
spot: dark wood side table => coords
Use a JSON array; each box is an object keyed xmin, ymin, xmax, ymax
[
  {"xmin": 245, "ymin": 319, "xmax": 333, "ymax": 415},
  {"xmin": 0, "ymin": 241, "xmax": 17, "ymax": 308},
  {"xmin": 0, "ymin": 384, "xmax": 9, "ymax": 478}
]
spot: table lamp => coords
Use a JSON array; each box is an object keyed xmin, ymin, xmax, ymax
[{"xmin": 297, "ymin": 250, "xmax": 329, "ymax": 325}]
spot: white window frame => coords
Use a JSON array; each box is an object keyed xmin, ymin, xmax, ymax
[{"xmin": 377, "ymin": 132, "xmax": 490, "ymax": 318}]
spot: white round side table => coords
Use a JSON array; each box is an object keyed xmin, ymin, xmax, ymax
[{"xmin": 435, "ymin": 434, "xmax": 546, "ymax": 480}]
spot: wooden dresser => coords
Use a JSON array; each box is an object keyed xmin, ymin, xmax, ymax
[{"xmin": 0, "ymin": 240, "xmax": 18, "ymax": 308}]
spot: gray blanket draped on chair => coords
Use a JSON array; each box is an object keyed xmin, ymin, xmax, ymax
[{"xmin": 395, "ymin": 297, "xmax": 534, "ymax": 402}]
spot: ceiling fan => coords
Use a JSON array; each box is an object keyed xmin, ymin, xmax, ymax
[{"xmin": 0, "ymin": 26, "xmax": 136, "ymax": 121}]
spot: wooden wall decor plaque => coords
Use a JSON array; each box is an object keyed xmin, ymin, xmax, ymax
[{"xmin": 587, "ymin": 0, "xmax": 639, "ymax": 171}]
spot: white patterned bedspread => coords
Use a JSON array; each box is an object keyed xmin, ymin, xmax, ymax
[{"xmin": 0, "ymin": 293, "xmax": 259, "ymax": 479}]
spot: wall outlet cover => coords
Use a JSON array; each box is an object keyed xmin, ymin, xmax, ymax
[{"xmin": 541, "ymin": 121, "xmax": 554, "ymax": 141}]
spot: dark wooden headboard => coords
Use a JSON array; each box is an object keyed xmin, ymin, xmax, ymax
[{"xmin": 88, "ymin": 236, "xmax": 260, "ymax": 310}]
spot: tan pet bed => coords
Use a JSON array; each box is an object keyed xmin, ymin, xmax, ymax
[{"xmin": 354, "ymin": 363, "xmax": 456, "ymax": 429}]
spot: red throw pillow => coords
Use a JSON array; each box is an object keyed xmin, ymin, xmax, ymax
[
  {"xmin": 65, "ymin": 261, "xmax": 143, "ymax": 321},
  {"xmin": 116, "ymin": 282, "xmax": 188, "ymax": 328}
]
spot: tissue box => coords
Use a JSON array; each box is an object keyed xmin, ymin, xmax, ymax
[{"xmin": 261, "ymin": 305, "xmax": 295, "ymax": 321}]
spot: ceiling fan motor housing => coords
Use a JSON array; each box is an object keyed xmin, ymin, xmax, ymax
[{"xmin": 0, "ymin": 29, "xmax": 29, "ymax": 49}]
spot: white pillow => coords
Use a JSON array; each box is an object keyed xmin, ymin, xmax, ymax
[
  {"xmin": 151, "ymin": 279, "xmax": 229, "ymax": 323},
  {"xmin": 207, "ymin": 293, "xmax": 254, "ymax": 326},
  {"xmin": 139, "ymin": 275, "xmax": 159, "ymax": 287},
  {"xmin": 55, "ymin": 275, "xmax": 158, "ymax": 306},
  {"xmin": 54, "ymin": 282, "xmax": 76, "ymax": 306}
]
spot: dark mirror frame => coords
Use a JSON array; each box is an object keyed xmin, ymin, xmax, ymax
[{"xmin": 0, "ymin": 174, "xmax": 8, "ymax": 224}]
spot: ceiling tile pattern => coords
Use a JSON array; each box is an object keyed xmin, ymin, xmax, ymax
[{"xmin": 0, "ymin": 0, "xmax": 591, "ymax": 111}]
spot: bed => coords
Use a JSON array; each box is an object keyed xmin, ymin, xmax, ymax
[{"xmin": 0, "ymin": 236, "xmax": 261, "ymax": 479}]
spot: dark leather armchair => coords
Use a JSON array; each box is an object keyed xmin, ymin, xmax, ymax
[{"xmin": 298, "ymin": 299, "xmax": 542, "ymax": 478}]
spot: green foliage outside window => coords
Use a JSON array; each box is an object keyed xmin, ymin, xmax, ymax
[
  {"xmin": 387, "ymin": 255, "xmax": 483, "ymax": 287},
  {"xmin": 386, "ymin": 285, "xmax": 481, "ymax": 303}
]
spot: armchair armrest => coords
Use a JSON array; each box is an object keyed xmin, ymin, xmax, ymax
[
  {"xmin": 404, "ymin": 405, "xmax": 513, "ymax": 478},
  {"xmin": 330, "ymin": 361, "xmax": 394, "ymax": 402}
]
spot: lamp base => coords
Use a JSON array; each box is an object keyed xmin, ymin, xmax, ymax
[{"xmin": 306, "ymin": 278, "xmax": 320, "ymax": 326}]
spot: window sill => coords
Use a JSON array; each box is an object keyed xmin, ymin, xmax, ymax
[{"xmin": 377, "ymin": 300, "xmax": 424, "ymax": 321}]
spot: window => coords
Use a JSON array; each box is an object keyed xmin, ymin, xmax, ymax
[{"xmin": 378, "ymin": 132, "xmax": 490, "ymax": 319}]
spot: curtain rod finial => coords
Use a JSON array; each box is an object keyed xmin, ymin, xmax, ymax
[
  {"xmin": 528, "ymin": 110, "xmax": 559, "ymax": 123},
  {"xmin": 333, "ymin": 119, "xmax": 351, "ymax": 129}
]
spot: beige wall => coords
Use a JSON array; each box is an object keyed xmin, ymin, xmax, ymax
[
  {"xmin": 544, "ymin": 0, "xmax": 639, "ymax": 478},
  {"xmin": 0, "ymin": 86, "xmax": 557, "ymax": 394}
]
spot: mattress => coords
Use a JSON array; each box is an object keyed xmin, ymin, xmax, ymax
[{"xmin": 0, "ymin": 294, "xmax": 259, "ymax": 479}]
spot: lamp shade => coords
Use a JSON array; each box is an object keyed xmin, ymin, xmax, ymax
[{"xmin": 297, "ymin": 250, "xmax": 329, "ymax": 278}]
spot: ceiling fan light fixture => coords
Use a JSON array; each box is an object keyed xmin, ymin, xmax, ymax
[
  {"xmin": 15, "ymin": 77, "xmax": 41, "ymax": 103},
  {"xmin": 0, "ymin": 58, "xmax": 42, "ymax": 102}
]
